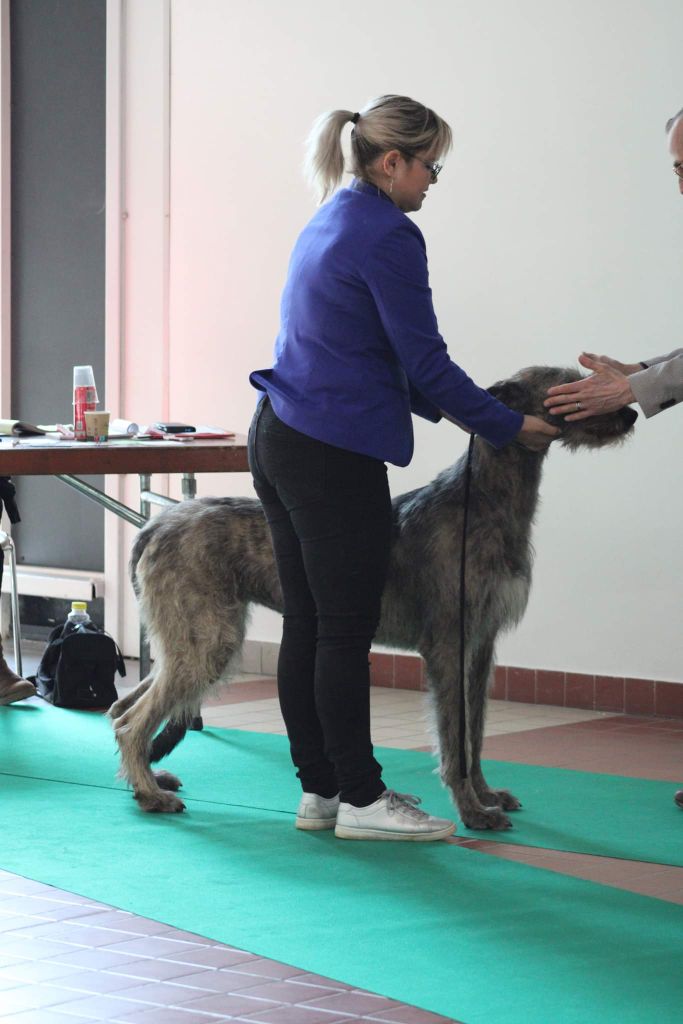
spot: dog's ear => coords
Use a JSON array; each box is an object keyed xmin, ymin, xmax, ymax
[{"xmin": 487, "ymin": 380, "xmax": 530, "ymax": 412}]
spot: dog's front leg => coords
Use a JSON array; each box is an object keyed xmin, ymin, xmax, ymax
[
  {"xmin": 465, "ymin": 647, "xmax": 522, "ymax": 815},
  {"xmin": 425, "ymin": 643, "xmax": 513, "ymax": 831}
]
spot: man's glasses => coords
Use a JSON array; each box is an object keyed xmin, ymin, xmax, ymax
[
  {"xmin": 402, "ymin": 152, "xmax": 443, "ymax": 182},
  {"xmin": 674, "ymin": 164, "xmax": 683, "ymax": 179}
]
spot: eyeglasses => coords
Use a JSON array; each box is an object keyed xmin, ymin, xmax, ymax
[
  {"xmin": 402, "ymin": 152, "xmax": 443, "ymax": 182},
  {"xmin": 674, "ymin": 164, "xmax": 683, "ymax": 179}
]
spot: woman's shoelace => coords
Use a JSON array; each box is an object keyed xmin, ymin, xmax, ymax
[{"xmin": 383, "ymin": 790, "xmax": 427, "ymax": 818}]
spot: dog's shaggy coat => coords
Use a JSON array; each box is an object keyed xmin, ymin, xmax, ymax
[{"xmin": 110, "ymin": 366, "xmax": 637, "ymax": 829}]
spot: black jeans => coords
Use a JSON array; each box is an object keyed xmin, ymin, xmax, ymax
[{"xmin": 248, "ymin": 397, "xmax": 392, "ymax": 807}]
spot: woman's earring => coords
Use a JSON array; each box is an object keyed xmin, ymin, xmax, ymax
[{"xmin": 389, "ymin": 177, "xmax": 394, "ymax": 195}]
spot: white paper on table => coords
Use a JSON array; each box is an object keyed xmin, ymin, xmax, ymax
[{"xmin": 109, "ymin": 418, "xmax": 140, "ymax": 436}]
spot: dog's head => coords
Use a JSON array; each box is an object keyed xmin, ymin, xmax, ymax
[{"xmin": 487, "ymin": 365, "xmax": 638, "ymax": 450}]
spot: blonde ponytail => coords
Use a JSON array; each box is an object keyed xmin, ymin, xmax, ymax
[
  {"xmin": 304, "ymin": 96, "xmax": 452, "ymax": 204},
  {"xmin": 304, "ymin": 109, "xmax": 357, "ymax": 203}
]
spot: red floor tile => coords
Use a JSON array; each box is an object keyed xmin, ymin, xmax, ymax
[
  {"xmin": 368, "ymin": 1009, "xmax": 459, "ymax": 1024},
  {"xmin": 483, "ymin": 717, "xmax": 683, "ymax": 781},
  {"xmin": 303, "ymin": 990, "xmax": 404, "ymax": 1015},
  {"xmin": 203, "ymin": 678, "xmax": 278, "ymax": 706},
  {"xmin": 241, "ymin": 1008, "xmax": 354, "ymax": 1024}
]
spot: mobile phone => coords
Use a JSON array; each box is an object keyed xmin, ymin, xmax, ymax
[{"xmin": 153, "ymin": 422, "xmax": 196, "ymax": 434}]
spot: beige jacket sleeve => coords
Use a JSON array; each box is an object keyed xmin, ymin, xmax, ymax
[{"xmin": 629, "ymin": 349, "xmax": 683, "ymax": 418}]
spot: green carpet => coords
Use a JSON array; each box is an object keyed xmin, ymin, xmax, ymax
[
  {"xmin": 1, "ymin": 702, "xmax": 681, "ymax": 866},
  {"xmin": 2, "ymin": 704, "xmax": 683, "ymax": 1022}
]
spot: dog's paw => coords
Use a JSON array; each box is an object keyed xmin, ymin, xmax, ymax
[
  {"xmin": 134, "ymin": 789, "xmax": 186, "ymax": 813},
  {"xmin": 495, "ymin": 789, "xmax": 522, "ymax": 811},
  {"xmin": 153, "ymin": 770, "xmax": 183, "ymax": 792},
  {"xmin": 461, "ymin": 806, "xmax": 512, "ymax": 831},
  {"xmin": 479, "ymin": 788, "xmax": 522, "ymax": 812}
]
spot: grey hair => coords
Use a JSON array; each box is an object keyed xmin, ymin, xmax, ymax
[
  {"xmin": 304, "ymin": 94, "xmax": 453, "ymax": 203},
  {"xmin": 665, "ymin": 107, "xmax": 683, "ymax": 133}
]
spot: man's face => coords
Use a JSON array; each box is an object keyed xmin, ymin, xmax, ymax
[{"xmin": 669, "ymin": 116, "xmax": 683, "ymax": 196}]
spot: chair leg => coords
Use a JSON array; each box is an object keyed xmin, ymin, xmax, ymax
[{"xmin": 0, "ymin": 532, "xmax": 22, "ymax": 678}]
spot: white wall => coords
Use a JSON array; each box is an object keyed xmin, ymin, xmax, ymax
[
  {"xmin": 111, "ymin": 0, "xmax": 682, "ymax": 680},
  {"xmin": 0, "ymin": 1, "xmax": 10, "ymax": 419}
]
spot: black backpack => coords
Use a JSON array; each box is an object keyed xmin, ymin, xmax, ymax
[{"xmin": 33, "ymin": 620, "xmax": 126, "ymax": 710}]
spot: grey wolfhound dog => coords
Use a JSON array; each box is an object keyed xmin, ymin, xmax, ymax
[{"xmin": 110, "ymin": 366, "xmax": 637, "ymax": 830}]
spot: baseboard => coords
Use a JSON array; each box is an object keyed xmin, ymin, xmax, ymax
[
  {"xmin": 243, "ymin": 641, "xmax": 683, "ymax": 720},
  {"xmin": 2, "ymin": 566, "xmax": 105, "ymax": 601},
  {"xmin": 241, "ymin": 639, "xmax": 280, "ymax": 676},
  {"xmin": 488, "ymin": 664, "xmax": 683, "ymax": 719}
]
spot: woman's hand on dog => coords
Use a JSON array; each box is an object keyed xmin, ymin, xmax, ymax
[{"xmin": 516, "ymin": 415, "xmax": 560, "ymax": 451}]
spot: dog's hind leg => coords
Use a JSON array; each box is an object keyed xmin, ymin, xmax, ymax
[
  {"xmin": 149, "ymin": 716, "xmax": 192, "ymax": 764},
  {"xmin": 465, "ymin": 641, "xmax": 521, "ymax": 814},
  {"xmin": 110, "ymin": 678, "xmax": 183, "ymax": 792},
  {"xmin": 109, "ymin": 677, "xmax": 154, "ymax": 720},
  {"xmin": 112, "ymin": 670, "xmax": 188, "ymax": 812},
  {"xmin": 112, "ymin": 612, "xmax": 245, "ymax": 812},
  {"xmin": 425, "ymin": 642, "xmax": 512, "ymax": 831}
]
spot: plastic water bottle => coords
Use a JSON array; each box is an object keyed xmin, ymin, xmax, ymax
[{"xmin": 67, "ymin": 601, "xmax": 90, "ymax": 627}]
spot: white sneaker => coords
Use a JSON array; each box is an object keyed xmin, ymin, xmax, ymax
[
  {"xmin": 335, "ymin": 790, "xmax": 456, "ymax": 842},
  {"xmin": 295, "ymin": 792, "xmax": 340, "ymax": 831}
]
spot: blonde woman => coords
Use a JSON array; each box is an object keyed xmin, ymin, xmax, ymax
[{"xmin": 248, "ymin": 95, "xmax": 557, "ymax": 842}]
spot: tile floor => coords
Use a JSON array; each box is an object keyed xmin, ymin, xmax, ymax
[{"xmin": 1, "ymin": 646, "xmax": 681, "ymax": 1023}]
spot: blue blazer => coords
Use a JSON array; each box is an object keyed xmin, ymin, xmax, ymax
[{"xmin": 250, "ymin": 179, "xmax": 522, "ymax": 466}]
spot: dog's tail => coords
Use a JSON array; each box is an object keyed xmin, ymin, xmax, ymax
[
  {"xmin": 150, "ymin": 719, "xmax": 188, "ymax": 762},
  {"xmin": 129, "ymin": 522, "xmax": 156, "ymax": 597}
]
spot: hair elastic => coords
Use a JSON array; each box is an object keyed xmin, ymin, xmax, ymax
[{"xmin": 351, "ymin": 112, "xmax": 360, "ymax": 124}]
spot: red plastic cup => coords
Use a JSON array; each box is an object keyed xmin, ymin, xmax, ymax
[{"xmin": 73, "ymin": 366, "xmax": 98, "ymax": 440}]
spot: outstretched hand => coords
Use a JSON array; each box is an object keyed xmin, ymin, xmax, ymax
[
  {"xmin": 579, "ymin": 352, "xmax": 642, "ymax": 377},
  {"xmin": 543, "ymin": 353, "xmax": 635, "ymax": 420}
]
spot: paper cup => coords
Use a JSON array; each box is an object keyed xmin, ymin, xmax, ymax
[{"xmin": 84, "ymin": 410, "xmax": 110, "ymax": 442}]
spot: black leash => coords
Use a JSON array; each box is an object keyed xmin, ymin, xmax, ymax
[{"xmin": 458, "ymin": 435, "xmax": 476, "ymax": 779}]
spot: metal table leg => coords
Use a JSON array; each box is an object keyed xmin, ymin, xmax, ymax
[
  {"xmin": 182, "ymin": 472, "xmax": 197, "ymax": 501},
  {"xmin": 0, "ymin": 532, "xmax": 23, "ymax": 678}
]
